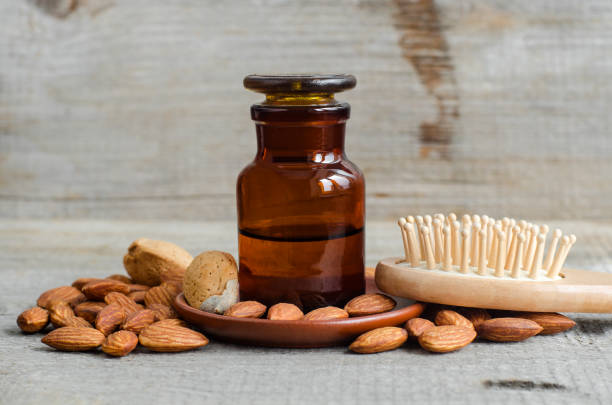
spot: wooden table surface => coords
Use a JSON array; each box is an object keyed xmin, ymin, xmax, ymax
[{"xmin": 1, "ymin": 219, "xmax": 611, "ymax": 404}]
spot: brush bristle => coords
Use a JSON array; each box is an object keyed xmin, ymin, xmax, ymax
[{"xmin": 398, "ymin": 214, "xmax": 575, "ymax": 280}]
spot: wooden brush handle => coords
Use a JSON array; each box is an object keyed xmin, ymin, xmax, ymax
[{"xmin": 375, "ymin": 258, "xmax": 612, "ymax": 313}]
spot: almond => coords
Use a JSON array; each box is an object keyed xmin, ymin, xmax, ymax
[
  {"xmin": 344, "ymin": 293, "xmax": 396, "ymax": 317},
  {"xmin": 154, "ymin": 318, "xmax": 187, "ymax": 327},
  {"xmin": 139, "ymin": 322, "xmax": 208, "ymax": 352},
  {"xmin": 74, "ymin": 301, "xmax": 107, "ymax": 323},
  {"xmin": 128, "ymin": 290, "xmax": 146, "ymax": 304},
  {"xmin": 72, "ymin": 278, "xmax": 102, "ymax": 291},
  {"xmin": 95, "ymin": 303, "xmax": 126, "ymax": 336},
  {"xmin": 17, "ymin": 307, "xmax": 49, "ymax": 333},
  {"xmin": 107, "ymin": 274, "xmax": 133, "ymax": 284},
  {"xmin": 303, "ymin": 306, "xmax": 349, "ymax": 321},
  {"xmin": 458, "ymin": 308, "xmax": 491, "ymax": 330},
  {"xmin": 104, "ymin": 291, "xmax": 142, "ymax": 315},
  {"xmin": 101, "ymin": 330, "xmax": 138, "ymax": 357},
  {"xmin": 405, "ymin": 318, "xmax": 435, "ymax": 338},
  {"xmin": 48, "ymin": 301, "xmax": 76, "ymax": 328},
  {"xmin": 147, "ymin": 303, "xmax": 178, "ymax": 321},
  {"xmin": 37, "ymin": 286, "xmax": 86, "ymax": 309},
  {"xmin": 64, "ymin": 316, "xmax": 93, "ymax": 328},
  {"xmin": 478, "ymin": 318, "xmax": 543, "ymax": 342},
  {"xmin": 224, "ymin": 301, "xmax": 267, "ymax": 318},
  {"xmin": 127, "ymin": 284, "xmax": 150, "ymax": 293},
  {"xmin": 82, "ymin": 279, "xmax": 130, "ymax": 301},
  {"xmin": 144, "ymin": 285, "xmax": 175, "ymax": 308},
  {"xmin": 435, "ymin": 309, "xmax": 474, "ymax": 330},
  {"xmin": 349, "ymin": 327, "xmax": 408, "ymax": 354},
  {"xmin": 513, "ymin": 312, "xmax": 576, "ymax": 335},
  {"xmin": 123, "ymin": 238, "xmax": 193, "ymax": 286},
  {"xmin": 267, "ymin": 303, "xmax": 304, "ymax": 320},
  {"xmin": 42, "ymin": 327, "xmax": 105, "ymax": 351},
  {"xmin": 122, "ymin": 309, "xmax": 155, "ymax": 334},
  {"xmin": 418, "ymin": 325, "xmax": 477, "ymax": 353}
]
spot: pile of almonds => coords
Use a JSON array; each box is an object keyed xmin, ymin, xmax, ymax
[
  {"xmin": 17, "ymin": 274, "xmax": 208, "ymax": 356},
  {"xmin": 222, "ymin": 292, "xmax": 396, "ymax": 321},
  {"xmin": 17, "ymin": 238, "xmax": 209, "ymax": 356},
  {"xmin": 348, "ymin": 305, "xmax": 577, "ymax": 354}
]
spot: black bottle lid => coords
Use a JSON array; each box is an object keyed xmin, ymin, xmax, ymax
[{"xmin": 244, "ymin": 74, "xmax": 356, "ymax": 95}]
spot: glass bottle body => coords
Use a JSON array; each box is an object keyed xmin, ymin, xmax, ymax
[{"xmin": 236, "ymin": 104, "xmax": 365, "ymax": 310}]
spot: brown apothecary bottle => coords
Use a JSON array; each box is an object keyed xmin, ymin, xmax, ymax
[{"xmin": 237, "ymin": 74, "xmax": 365, "ymax": 311}]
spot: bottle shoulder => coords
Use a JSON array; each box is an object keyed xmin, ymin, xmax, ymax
[{"xmin": 237, "ymin": 159, "xmax": 364, "ymax": 185}]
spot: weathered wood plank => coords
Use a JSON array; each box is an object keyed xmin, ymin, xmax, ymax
[{"xmin": 1, "ymin": 0, "xmax": 612, "ymax": 220}]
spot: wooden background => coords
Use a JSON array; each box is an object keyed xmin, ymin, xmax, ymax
[{"xmin": 2, "ymin": 0, "xmax": 612, "ymax": 222}]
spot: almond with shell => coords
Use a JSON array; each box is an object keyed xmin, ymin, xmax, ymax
[
  {"xmin": 42, "ymin": 327, "xmax": 105, "ymax": 351},
  {"xmin": 17, "ymin": 307, "xmax": 49, "ymax": 333},
  {"xmin": 267, "ymin": 303, "xmax": 304, "ymax": 320},
  {"xmin": 123, "ymin": 238, "xmax": 193, "ymax": 286},
  {"xmin": 101, "ymin": 330, "xmax": 139, "ymax": 357},
  {"xmin": 434, "ymin": 309, "xmax": 474, "ymax": 330},
  {"xmin": 82, "ymin": 279, "xmax": 130, "ymax": 301},
  {"xmin": 37, "ymin": 286, "xmax": 86, "ymax": 309},
  {"xmin": 344, "ymin": 293, "xmax": 396, "ymax": 317},
  {"xmin": 95, "ymin": 303, "xmax": 126, "ymax": 335},
  {"xmin": 74, "ymin": 301, "xmax": 107, "ymax": 324},
  {"xmin": 349, "ymin": 327, "xmax": 408, "ymax": 354},
  {"xmin": 478, "ymin": 318, "xmax": 543, "ymax": 342},
  {"xmin": 106, "ymin": 274, "xmax": 133, "ymax": 284},
  {"xmin": 405, "ymin": 317, "xmax": 435, "ymax": 338},
  {"xmin": 139, "ymin": 321, "xmax": 208, "ymax": 352},
  {"xmin": 122, "ymin": 309, "xmax": 156, "ymax": 334},
  {"xmin": 224, "ymin": 301, "xmax": 267, "ymax": 318},
  {"xmin": 418, "ymin": 325, "xmax": 477, "ymax": 353},
  {"xmin": 303, "ymin": 306, "xmax": 349, "ymax": 321}
]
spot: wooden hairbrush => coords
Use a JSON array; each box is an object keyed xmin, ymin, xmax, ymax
[{"xmin": 375, "ymin": 213, "xmax": 612, "ymax": 313}]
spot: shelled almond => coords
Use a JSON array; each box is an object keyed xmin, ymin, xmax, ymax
[
  {"xmin": 17, "ymin": 307, "xmax": 49, "ymax": 333},
  {"xmin": 344, "ymin": 294, "xmax": 396, "ymax": 317},
  {"xmin": 303, "ymin": 306, "xmax": 349, "ymax": 321},
  {"xmin": 102, "ymin": 330, "xmax": 139, "ymax": 357},
  {"xmin": 224, "ymin": 301, "xmax": 267, "ymax": 318},
  {"xmin": 405, "ymin": 318, "xmax": 434, "ymax": 338}
]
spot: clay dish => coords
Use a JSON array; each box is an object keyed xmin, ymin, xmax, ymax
[{"xmin": 174, "ymin": 267, "xmax": 424, "ymax": 348}]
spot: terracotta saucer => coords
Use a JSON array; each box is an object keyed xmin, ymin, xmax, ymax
[{"xmin": 173, "ymin": 267, "xmax": 425, "ymax": 348}]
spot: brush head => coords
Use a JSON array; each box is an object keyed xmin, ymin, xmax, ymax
[
  {"xmin": 396, "ymin": 213, "xmax": 576, "ymax": 281},
  {"xmin": 374, "ymin": 213, "xmax": 612, "ymax": 313}
]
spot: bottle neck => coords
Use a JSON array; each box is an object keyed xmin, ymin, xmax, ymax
[
  {"xmin": 255, "ymin": 122, "xmax": 346, "ymax": 162},
  {"xmin": 251, "ymin": 102, "xmax": 350, "ymax": 163}
]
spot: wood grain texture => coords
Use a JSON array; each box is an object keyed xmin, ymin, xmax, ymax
[
  {"xmin": 2, "ymin": 0, "xmax": 612, "ymax": 222},
  {"xmin": 0, "ymin": 219, "xmax": 611, "ymax": 403}
]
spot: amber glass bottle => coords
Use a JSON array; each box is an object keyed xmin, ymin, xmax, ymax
[{"xmin": 237, "ymin": 74, "xmax": 365, "ymax": 311}]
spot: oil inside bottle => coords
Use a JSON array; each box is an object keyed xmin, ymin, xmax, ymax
[{"xmin": 238, "ymin": 224, "xmax": 365, "ymax": 311}]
